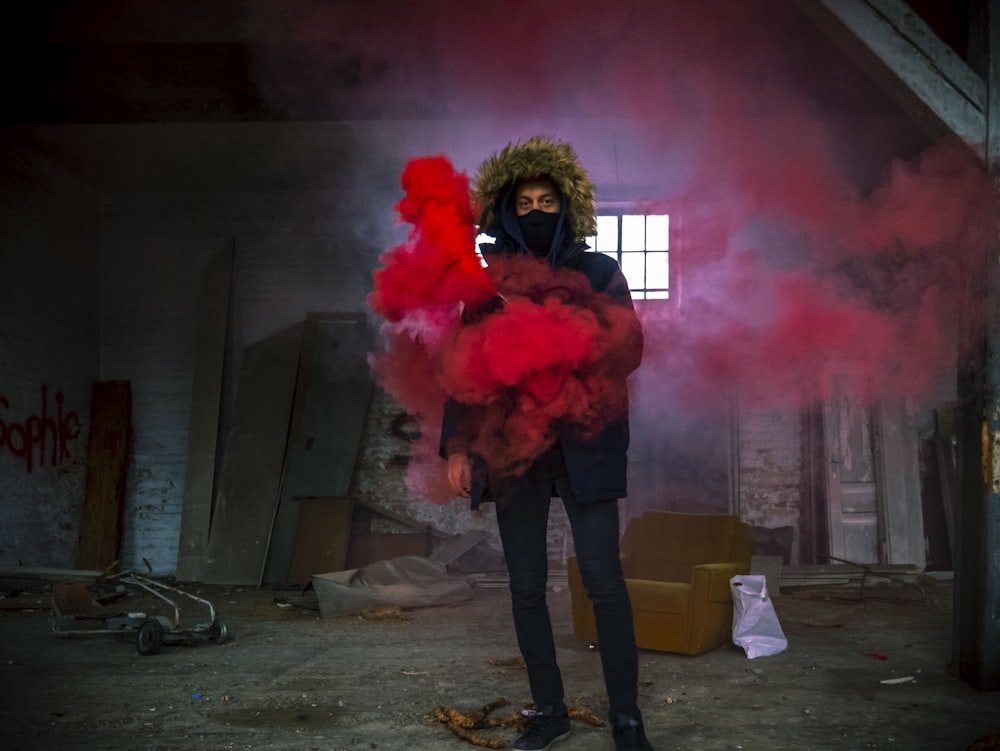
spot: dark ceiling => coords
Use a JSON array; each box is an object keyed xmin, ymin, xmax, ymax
[{"xmin": 1, "ymin": 0, "xmax": 980, "ymax": 127}]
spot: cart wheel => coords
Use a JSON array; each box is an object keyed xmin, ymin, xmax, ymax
[
  {"xmin": 208, "ymin": 620, "xmax": 228, "ymax": 645},
  {"xmin": 136, "ymin": 618, "xmax": 163, "ymax": 656}
]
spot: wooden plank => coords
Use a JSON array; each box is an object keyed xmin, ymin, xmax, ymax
[
  {"xmin": 262, "ymin": 314, "xmax": 373, "ymax": 585},
  {"xmin": 934, "ymin": 410, "xmax": 957, "ymax": 561},
  {"xmin": 200, "ymin": 323, "xmax": 303, "ymax": 585},
  {"xmin": 0, "ymin": 567, "xmax": 103, "ymax": 581},
  {"xmin": 793, "ymin": 0, "xmax": 986, "ymax": 151},
  {"xmin": 989, "ymin": 0, "xmax": 1000, "ymax": 168},
  {"xmin": 875, "ymin": 402, "xmax": 926, "ymax": 567},
  {"xmin": 281, "ymin": 314, "xmax": 372, "ymax": 497},
  {"xmin": 176, "ymin": 243, "xmax": 233, "ymax": 582},
  {"xmin": 285, "ymin": 497, "xmax": 353, "ymax": 586},
  {"xmin": 78, "ymin": 381, "xmax": 131, "ymax": 570}
]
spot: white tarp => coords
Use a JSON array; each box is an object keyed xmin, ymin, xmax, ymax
[{"xmin": 311, "ymin": 555, "xmax": 476, "ymax": 617}]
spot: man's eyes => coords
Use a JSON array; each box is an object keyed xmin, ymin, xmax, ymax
[{"xmin": 517, "ymin": 196, "xmax": 557, "ymax": 209}]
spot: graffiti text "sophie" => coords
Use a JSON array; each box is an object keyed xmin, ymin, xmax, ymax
[{"xmin": 0, "ymin": 385, "xmax": 81, "ymax": 472}]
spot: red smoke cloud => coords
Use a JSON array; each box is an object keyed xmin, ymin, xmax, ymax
[
  {"xmin": 369, "ymin": 156, "xmax": 637, "ymax": 500},
  {"xmin": 639, "ymin": 136, "xmax": 996, "ymax": 417}
]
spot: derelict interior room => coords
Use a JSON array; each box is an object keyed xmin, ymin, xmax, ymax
[{"xmin": 1, "ymin": 1, "xmax": 999, "ymax": 750}]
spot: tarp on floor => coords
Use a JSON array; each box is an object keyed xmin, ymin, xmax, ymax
[{"xmin": 311, "ymin": 555, "xmax": 476, "ymax": 617}]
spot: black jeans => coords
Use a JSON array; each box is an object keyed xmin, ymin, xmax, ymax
[{"xmin": 493, "ymin": 447, "xmax": 639, "ymax": 719}]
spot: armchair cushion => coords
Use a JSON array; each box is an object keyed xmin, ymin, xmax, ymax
[
  {"xmin": 569, "ymin": 511, "xmax": 752, "ymax": 655},
  {"xmin": 626, "ymin": 579, "xmax": 691, "ymax": 614}
]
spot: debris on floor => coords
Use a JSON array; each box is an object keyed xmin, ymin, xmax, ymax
[
  {"xmin": 50, "ymin": 571, "xmax": 228, "ymax": 655},
  {"xmin": 486, "ymin": 656, "xmax": 526, "ymax": 670},
  {"xmin": 431, "ymin": 698, "xmax": 520, "ymax": 749},
  {"xmin": 430, "ymin": 698, "xmax": 604, "ymax": 748},
  {"xmin": 880, "ymin": 676, "xmax": 915, "ymax": 685}
]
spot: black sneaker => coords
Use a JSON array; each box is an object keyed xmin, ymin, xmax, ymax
[
  {"xmin": 513, "ymin": 707, "xmax": 571, "ymax": 750},
  {"xmin": 612, "ymin": 714, "xmax": 653, "ymax": 751}
]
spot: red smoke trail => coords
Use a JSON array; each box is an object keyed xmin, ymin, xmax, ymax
[
  {"xmin": 368, "ymin": 156, "xmax": 495, "ymax": 322},
  {"xmin": 368, "ymin": 156, "xmax": 490, "ymax": 503},
  {"xmin": 369, "ymin": 157, "xmax": 638, "ymax": 502}
]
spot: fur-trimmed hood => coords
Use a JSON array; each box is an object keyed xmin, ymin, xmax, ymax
[{"xmin": 473, "ymin": 136, "xmax": 597, "ymax": 241}]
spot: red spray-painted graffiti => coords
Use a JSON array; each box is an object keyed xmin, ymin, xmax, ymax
[{"xmin": 0, "ymin": 385, "xmax": 81, "ymax": 472}]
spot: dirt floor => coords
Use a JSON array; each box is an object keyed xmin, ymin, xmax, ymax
[{"xmin": 1, "ymin": 570, "xmax": 999, "ymax": 751}]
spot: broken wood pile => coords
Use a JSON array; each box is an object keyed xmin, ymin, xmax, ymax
[
  {"xmin": 779, "ymin": 563, "xmax": 924, "ymax": 588},
  {"xmin": 778, "ymin": 562, "xmax": 933, "ymax": 601}
]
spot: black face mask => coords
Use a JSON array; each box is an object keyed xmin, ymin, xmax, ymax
[{"xmin": 517, "ymin": 209, "xmax": 560, "ymax": 256}]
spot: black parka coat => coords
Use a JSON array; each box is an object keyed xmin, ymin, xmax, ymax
[{"xmin": 439, "ymin": 136, "xmax": 644, "ymax": 509}]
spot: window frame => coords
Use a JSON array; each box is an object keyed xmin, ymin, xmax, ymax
[{"xmin": 587, "ymin": 207, "xmax": 672, "ymax": 302}]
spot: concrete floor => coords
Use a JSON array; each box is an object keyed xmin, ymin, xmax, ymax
[{"xmin": 0, "ymin": 572, "xmax": 998, "ymax": 751}]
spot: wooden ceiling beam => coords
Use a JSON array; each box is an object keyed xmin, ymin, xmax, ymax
[{"xmin": 794, "ymin": 0, "xmax": 986, "ymax": 158}]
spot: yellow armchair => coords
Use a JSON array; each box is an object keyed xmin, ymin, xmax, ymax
[{"xmin": 568, "ymin": 511, "xmax": 752, "ymax": 655}]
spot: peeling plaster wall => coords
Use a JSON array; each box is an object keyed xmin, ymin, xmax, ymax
[
  {"xmin": 738, "ymin": 404, "xmax": 804, "ymax": 562},
  {"xmin": 351, "ymin": 388, "xmax": 503, "ymax": 557}
]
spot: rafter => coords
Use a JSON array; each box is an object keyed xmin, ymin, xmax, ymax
[{"xmin": 794, "ymin": 0, "xmax": 986, "ymax": 159}]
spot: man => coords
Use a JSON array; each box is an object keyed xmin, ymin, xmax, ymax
[{"xmin": 440, "ymin": 136, "xmax": 652, "ymax": 751}]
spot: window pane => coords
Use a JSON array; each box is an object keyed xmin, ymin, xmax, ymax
[
  {"xmin": 593, "ymin": 211, "xmax": 672, "ymax": 303},
  {"xmin": 645, "ymin": 215, "xmax": 669, "ymax": 251},
  {"xmin": 620, "ymin": 251, "xmax": 645, "ymax": 288},
  {"xmin": 621, "ymin": 215, "xmax": 645, "ymax": 251},
  {"xmin": 595, "ymin": 215, "xmax": 619, "ymax": 254},
  {"xmin": 646, "ymin": 251, "xmax": 669, "ymax": 288}
]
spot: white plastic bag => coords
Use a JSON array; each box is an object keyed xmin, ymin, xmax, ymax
[{"xmin": 730, "ymin": 574, "xmax": 788, "ymax": 659}]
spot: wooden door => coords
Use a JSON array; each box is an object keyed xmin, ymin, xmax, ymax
[{"xmin": 823, "ymin": 374, "xmax": 883, "ymax": 565}]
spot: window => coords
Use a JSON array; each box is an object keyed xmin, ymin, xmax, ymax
[{"xmin": 588, "ymin": 213, "xmax": 670, "ymax": 300}]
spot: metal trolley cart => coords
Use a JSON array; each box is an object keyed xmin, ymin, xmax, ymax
[{"xmin": 51, "ymin": 571, "xmax": 228, "ymax": 655}]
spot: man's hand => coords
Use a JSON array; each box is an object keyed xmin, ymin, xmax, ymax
[{"xmin": 447, "ymin": 453, "xmax": 473, "ymax": 499}]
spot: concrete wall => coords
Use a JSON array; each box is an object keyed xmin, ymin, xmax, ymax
[{"xmin": 0, "ymin": 138, "xmax": 101, "ymax": 568}]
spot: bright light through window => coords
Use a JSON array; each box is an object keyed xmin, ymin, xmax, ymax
[
  {"xmin": 589, "ymin": 213, "xmax": 670, "ymax": 300},
  {"xmin": 475, "ymin": 213, "xmax": 670, "ymax": 300}
]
